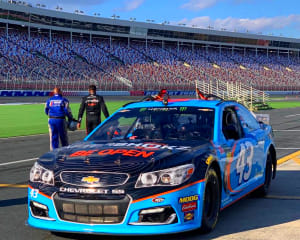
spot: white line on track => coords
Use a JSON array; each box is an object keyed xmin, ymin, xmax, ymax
[
  {"xmin": 277, "ymin": 148, "xmax": 300, "ymax": 150},
  {"xmin": 273, "ymin": 130, "xmax": 300, "ymax": 132},
  {"xmin": 0, "ymin": 130, "xmax": 85, "ymax": 140},
  {"xmin": 285, "ymin": 114, "xmax": 300, "ymax": 118},
  {"xmin": 0, "ymin": 133, "xmax": 48, "ymax": 140},
  {"xmin": 0, "ymin": 158, "xmax": 38, "ymax": 167}
]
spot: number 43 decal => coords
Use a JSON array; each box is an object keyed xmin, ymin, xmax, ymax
[{"xmin": 236, "ymin": 142, "xmax": 254, "ymax": 184}]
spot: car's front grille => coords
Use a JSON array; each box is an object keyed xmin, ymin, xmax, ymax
[
  {"xmin": 54, "ymin": 194, "xmax": 130, "ymax": 224},
  {"xmin": 60, "ymin": 171, "xmax": 129, "ymax": 187}
]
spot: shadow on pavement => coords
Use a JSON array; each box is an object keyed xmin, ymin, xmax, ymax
[
  {"xmin": 0, "ymin": 197, "xmax": 27, "ymax": 207},
  {"xmin": 48, "ymin": 170, "xmax": 300, "ymax": 240}
]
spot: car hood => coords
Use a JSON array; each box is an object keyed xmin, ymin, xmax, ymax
[{"xmin": 38, "ymin": 140, "xmax": 212, "ymax": 175}]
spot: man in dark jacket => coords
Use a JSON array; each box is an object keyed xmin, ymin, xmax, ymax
[
  {"xmin": 77, "ymin": 85, "xmax": 109, "ymax": 134},
  {"xmin": 45, "ymin": 87, "xmax": 73, "ymax": 150}
]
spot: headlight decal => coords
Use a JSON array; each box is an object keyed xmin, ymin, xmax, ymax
[
  {"xmin": 135, "ymin": 164, "xmax": 195, "ymax": 188},
  {"xmin": 30, "ymin": 162, "xmax": 54, "ymax": 186}
]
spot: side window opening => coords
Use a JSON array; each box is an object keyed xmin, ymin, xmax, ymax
[{"xmin": 222, "ymin": 107, "xmax": 244, "ymax": 140}]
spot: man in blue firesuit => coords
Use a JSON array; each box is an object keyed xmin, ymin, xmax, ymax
[{"xmin": 45, "ymin": 87, "xmax": 73, "ymax": 150}]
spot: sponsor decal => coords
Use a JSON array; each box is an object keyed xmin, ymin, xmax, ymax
[
  {"xmin": 184, "ymin": 211, "xmax": 194, "ymax": 222},
  {"xmin": 106, "ymin": 142, "xmax": 191, "ymax": 151},
  {"xmin": 69, "ymin": 149, "xmax": 154, "ymax": 158},
  {"xmin": 130, "ymin": 91, "xmax": 144, "ymax": 96},
  {"xmin": 144, "ymin": 91, "xmax": 195, "ymax": 96},
  {"xmin": 30, "ymin": 189, "xmax": 39, "ymax": 198},
  {"xmin": 0, "ymin": 90, "xmax": 51, "ymax": 97},
  {"xmin": 179, "ymin": 195, "xmax": 199, "ymax": 204},
  {"xmin": 59, "ymin": 187, "xmax": 125, "ymax": 195},
  {"xmin": 81, "ymin": 176, "xmax": 100, "ymax": 184},
  {"xmin": 181, "ymin": 202, "xmax": 197, "ymax": 212},
  {"xmin": 69, "ymin": 143, "xmax": 191, "ymax": 158},
  {"xmin": 147, "ymin": 107, "xmax": 178, "ymax": 112},
  {"xmin": 205, "ymin": 155, "xmax": 214, "ymax": 165},
  {"xmin": 152, "ymin": 197, "xmax": 165, "ymax": 203}
]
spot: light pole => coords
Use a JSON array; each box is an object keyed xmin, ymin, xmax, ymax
[
  {"xmin": 130, "ymin": 17, "xmax": 136, "ymax": 22},
  {"xmin": 111, "ymin": 14, "xmax": 120, "ymax": 19}
]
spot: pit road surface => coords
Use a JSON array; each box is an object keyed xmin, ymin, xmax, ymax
[{"xmin": 1, "ymin": 106, "xmax": 300, "ymax": 240}]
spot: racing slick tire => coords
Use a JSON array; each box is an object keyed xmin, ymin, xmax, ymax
[
  {"xmin": 255, "ymin": 152, "xmax": 272, "ymax": 197},
  {"xmin": 199, "ymin": 168, "xmax": 221, "ymax": 233}
]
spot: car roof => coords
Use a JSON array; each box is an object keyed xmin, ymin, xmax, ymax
[{"xmin": 122, "ymin": 99, "xmax": 232, "ymax": 109}]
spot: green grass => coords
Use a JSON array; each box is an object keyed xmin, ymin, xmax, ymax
[
  {"xmin": 268, "ymin": 101, "xmax": 300, "ymax": 109},
  {"xmin": 1, "ymin": 100, "xmax": 300, "ymax": 138},
  {"xmin": 0, "ymin": 101, "xmax": 128, "ymax": 138}
]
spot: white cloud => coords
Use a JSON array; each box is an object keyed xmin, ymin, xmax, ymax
[
  {"xmin": 116, "ymin": 0, "xmax": 145, "ymax": 12},
  {"xmin": 179, "ymin": 15, "xmax": 300, "ymax": 33},
  {"xmin": 181, "ymin": 0, "xmax": 219, "ymax": 11}
]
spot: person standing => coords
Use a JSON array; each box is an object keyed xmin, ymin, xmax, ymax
[
  {"xmin": 77, "ymin": 85, "xmax": 109, "ymax": 135},
  {"xmin": 45, "ymin": 87, "xmax": 73, "ymax": 150}
]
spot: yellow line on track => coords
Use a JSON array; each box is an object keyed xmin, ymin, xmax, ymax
[
  {"xmin": 277, "ymin": 150, "xmax": 300, "ymax": 165},
  {"xmin": 0, "ymin": 184, "xmax": 28, "ymax": 188}
]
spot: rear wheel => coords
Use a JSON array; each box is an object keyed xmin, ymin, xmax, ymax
[
  {"xmin": 255, "ymin": 152, "xmax": 272, "ymax": 197},
  {"xmin": 200, "ymin": 168, "xmax": 220, "ymax": 233}
]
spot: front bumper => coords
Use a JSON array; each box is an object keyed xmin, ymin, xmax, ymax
[{"xmin": 27, "ymin": 181, "xmax": 205, "ymax": 235}]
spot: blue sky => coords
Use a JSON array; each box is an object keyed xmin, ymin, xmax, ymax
[{"xmin": 24, "ymin": 0, "xmax": 300, "ymax": 38}]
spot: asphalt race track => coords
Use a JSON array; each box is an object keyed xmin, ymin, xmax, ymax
[{"xmin": 1, "ymin": 101, "xmax": 300, "ymax": 240}]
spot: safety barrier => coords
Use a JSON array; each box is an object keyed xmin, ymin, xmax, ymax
[{"xmin": 0, "ymin": 90, "xmax": 130, "ymax": 97}]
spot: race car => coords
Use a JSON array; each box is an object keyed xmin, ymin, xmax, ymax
[{"xmin": 27, "ymin": 92, "xmax": 276, "ymax": 235}]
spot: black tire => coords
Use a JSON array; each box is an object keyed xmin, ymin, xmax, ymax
[
  {"xmin": 255, "ymin": 152, "xmax": 272, "ymax": 197},
  {"xmin": 200, "ymin": 168, "xmax": 221, "ymax": 233}
]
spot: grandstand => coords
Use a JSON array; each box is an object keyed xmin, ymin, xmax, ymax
[{"xmin": 0, "ymin": 1, "xmax": 299, "ymax": 92}]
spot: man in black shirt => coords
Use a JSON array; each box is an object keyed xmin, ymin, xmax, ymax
[{"xmin": 77, "ymin": 85, "xmax": 109, "ymax": 134}]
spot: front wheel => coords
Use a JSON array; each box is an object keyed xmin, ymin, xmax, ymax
[{"xmin": 200, "ymin": 168, "xmax": 221, "ymax": 233}]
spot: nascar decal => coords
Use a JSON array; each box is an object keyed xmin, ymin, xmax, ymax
[
  {"xmin": 184, "ymin": 211, "xmax": 195, "ymax": 222},
  {"xmin": 152, "ymin": 198, "xmax": 165, "ymax": 203},
  {"xmin": 179, "ymin": 195, "xmax": 199, "ymax": 204}
]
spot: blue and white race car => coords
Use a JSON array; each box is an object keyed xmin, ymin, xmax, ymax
[{"xmin": 28, "ymin": 92, "xmax": 276, "ymax": 235}]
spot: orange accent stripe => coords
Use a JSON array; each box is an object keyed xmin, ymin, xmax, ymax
[
  {"xmin": 220, "ymin": 183, "xmax": 264, "ymax": 211},
  {"xmin": 132, "ymin": 179, "xmax": 205, "ymax": 204},
  {"xmin": 226, "ymin": 143, "xmax": 242, "ymax": 194},
  {"xmin": 28, "ymin": 185, "xmax": 52, "ymax": 199}
]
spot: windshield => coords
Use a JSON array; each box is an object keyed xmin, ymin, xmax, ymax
[{"xmin": 88, "ymin": 107, "xmax": 215, "ymax": 141}]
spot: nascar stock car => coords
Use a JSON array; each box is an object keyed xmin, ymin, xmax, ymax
[{"xmin": 28, "ymin": 91, "xmax": 276, "ymax": 235}]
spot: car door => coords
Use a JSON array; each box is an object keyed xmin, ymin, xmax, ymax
[
  {"xmin": 234, "ymin": 105, "xmax": 265, "ymax": 182},
  {"xmin": 220, "ymin": 105, "xmax": 259, "ymax": 196}
]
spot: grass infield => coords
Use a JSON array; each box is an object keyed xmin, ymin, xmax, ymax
[
  {"xmin": 0, "ymin": 101, "xmax": 128, "ymax": 138},
  {"xmin": 1, "ymin": 100, "xmax": 300, "ymax": 138}
]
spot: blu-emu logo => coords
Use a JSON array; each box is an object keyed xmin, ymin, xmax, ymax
[{"xmin": 0, "ymin": 91, "xmax": 50, "ymax": 97}]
